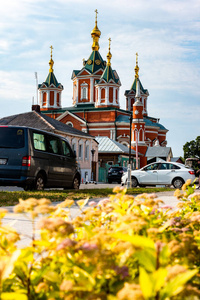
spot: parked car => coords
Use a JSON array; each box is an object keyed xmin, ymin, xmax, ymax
[
  {"xmin": 121, "ymin": 161, "xmax": 195, "ymax": 189},
  {"xmin": 0, "ymin": 126, "xmax": 81, "ymax": 190},
  {"xmin": 107, "ymin": 166, "xmax": 127, "ymax": 184}
]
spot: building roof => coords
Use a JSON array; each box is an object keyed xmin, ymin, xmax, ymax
[
  {"xmin": 145, "ymin": 146, "xmax": 172, "ymax": 158},
  {"xmin": 0, "ymin": 111, "xmax": 94, "ymax": 139},
  {"xmin": 100, "ymin": 65, "xmax": 119, "ymax": 83},
  {"xmin": 72, "ymin": 51, "xmax": 106, "ymax": 78},
  {"xmin": 38, "ymin": 72, "xmax": 63, "ymax": 88},
  {"xmin": 125, "ymin": 78, "xmax": 148, "ymax": 95},
  {"xmin": 95, "ymin": 136, "xmax": 142, "ymax": 156},
  {"xmin": 115, "ymin": 114, "xmax": 167, "ymax": 131}
]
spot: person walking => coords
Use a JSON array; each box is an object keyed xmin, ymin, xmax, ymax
[{"xmin": 196, "ymin": 160, "xmax": 200, "ymax": 189}]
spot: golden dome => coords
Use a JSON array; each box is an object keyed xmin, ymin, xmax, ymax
[
  {"xmin": 135, "ymin": 52, "xmax": 139, "ymax": 78},
  {"xmin": 49, "ymin": 45, "xmax": 54, "ymax": 73},
  {"xmin": 91, "ymin": 9, "xmax": 101, "ymax": 51},
  {"xmin": 106, "ymin": 38, "xmax": 112, "ymax": 66}
]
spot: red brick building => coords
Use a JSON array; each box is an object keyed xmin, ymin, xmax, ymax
[{"xmin": 39, "ymin": 12, "xmax": 168, "ymax": 168}]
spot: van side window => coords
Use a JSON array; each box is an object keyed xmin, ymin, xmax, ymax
[
  {"xmin": 62, "ymin": 141, "xmax": 73, "ymax": 157},
  {"xmin": 47, "ymin": 136, "xmax": 62, "ymax": 155},
  {"xmin": 33, "ymin": 133, "xmax": 46, "ymax": 151}
]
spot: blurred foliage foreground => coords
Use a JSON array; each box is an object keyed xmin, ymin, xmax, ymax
[{"xmin": 1, "ymin": 181, "xmax": 200, "ymax": 299}]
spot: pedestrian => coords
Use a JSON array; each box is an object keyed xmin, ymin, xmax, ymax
[{"xmin": 196, "ymin": 160, "xmax": 200, "ymax": 189}]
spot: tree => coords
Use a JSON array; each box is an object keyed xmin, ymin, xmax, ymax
[{"xmin": 183, "ymin": 136, "xmax": 200, "ymax": 159}]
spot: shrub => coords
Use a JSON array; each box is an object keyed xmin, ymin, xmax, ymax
[{"xmin": 0, "ymin": 182, "xmax": 200, "ymax": 299}]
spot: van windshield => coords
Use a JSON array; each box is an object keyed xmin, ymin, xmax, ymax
[{"xmin": 0, "ymin": 128, "xmax": 25, "ymax": 148}]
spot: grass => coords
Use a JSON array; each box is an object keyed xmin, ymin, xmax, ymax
[{"xmin": 0, "ymin": 186, "xmax": 174, "ymax": 207}]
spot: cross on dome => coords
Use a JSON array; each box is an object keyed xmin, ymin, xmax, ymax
[
  {"xmin": 106, "ymin": 37, "xmax": 112, "ymax": 66},
  {"xmin": 49, "ymin": 45, "xmax": 54, "ymax": 73},
  {"xmin": 135, "ymin": 52, "xmax": 139, "ymax": 79}
]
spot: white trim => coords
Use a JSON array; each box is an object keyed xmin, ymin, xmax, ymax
[
  {"xmin": 145, "ymin": 130, "xmax": 159, "ymax": 134},
  {"xmin": 87, "ymin": 122, "xmax": 114, "ymax": 127},
  {"xmin": 89, "ymin": 127, "xmax": 116, "ymax": 131},
  {"xmin": 56, "ymin": 111, "xmax": 86, "ymax": 124}
]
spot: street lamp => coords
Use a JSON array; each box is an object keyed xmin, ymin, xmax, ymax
[
  {"xmin": 91, "ymin": 149, "xmax": 95, "ymax": 181},
  {"xmin": 127, "ymin": 113, "xmax": 133, "ymax": 188}
]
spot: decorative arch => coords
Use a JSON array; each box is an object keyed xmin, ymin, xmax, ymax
[
  {"xmin": 139, "ymin": 128, "xmax": 144, "ymax": 141},
  {"xmin": 42, "ymin": 92, "xmax": 47, "ymax": 106},
  {"xmin": 66, "ymin": 121, "xmax": 73, "ymax": 127},
  {"xmin": 81, "ymin": 82, "xmax": 88, "ymax": 100},
  {"xmin": 133, "ymin": 128, "xmax": 139, "ymax": 142}
]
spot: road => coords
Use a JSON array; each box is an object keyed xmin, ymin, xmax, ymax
[{"xmin": 0, "ymin": 183, "xmax": 124, "ymax": 191}]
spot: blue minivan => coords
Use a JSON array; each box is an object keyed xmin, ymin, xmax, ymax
[{"xmin": 0, "ymin": 126, "xmax": 81, "ymax": 190}]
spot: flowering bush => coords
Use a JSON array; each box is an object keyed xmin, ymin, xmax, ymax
[{"xmin": 0, "ymin": 180, "xmax": 200, "ymax": 299}]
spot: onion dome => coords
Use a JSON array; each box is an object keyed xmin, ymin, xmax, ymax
[
  {"xmin": 91, "ymin": 9, "xmax": 101, "ymax": 51},
  {"xmin": 49, "ymin": 45, "xmax": 54, "ymax": 73}
]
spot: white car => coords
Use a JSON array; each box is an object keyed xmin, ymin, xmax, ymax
[{"xmin": 121, "ymin": 161, "xmax": 195, "ymax": 189}]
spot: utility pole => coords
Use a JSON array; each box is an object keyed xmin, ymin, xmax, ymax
[
  {"xmin": 35, "ymin": 72, "xmax": 38, "ymax": 105},
  {"xmin": 127, "ymin": 113, "xmax": 133, "ymax": 188}
]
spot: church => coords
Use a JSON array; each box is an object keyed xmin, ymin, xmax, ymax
[{"xmin": 38, "ymin": 11, "xmax": 168, "ymax": 169}]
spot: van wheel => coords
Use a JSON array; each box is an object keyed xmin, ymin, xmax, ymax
[
  {"xmin": 35, "ymin": 173, "xmax": 45, "ymax": 190},
  {"xmin": 24, "ymin": 184, "xmax": 33, "ymax": 191},
  {"xmin": 72, "ymin": 176, "xmax": 80, "ymax": 190}
]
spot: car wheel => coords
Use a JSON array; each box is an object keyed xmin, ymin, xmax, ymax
[
  {"xmin": 131, "ymin": 177, "xmax": 138, "ymax": 188},
  {"xmin": 72, "ymin": 176, "xmax": 80, "ymax": 190},
  {"xmin": 34, "ymin": 173, "xmax": 45, "ymax": 191},
  {"xmin": 172, "ymin": 177, "xmax": 184, "ymax": 189}
]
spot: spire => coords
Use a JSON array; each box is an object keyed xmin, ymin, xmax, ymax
[
  {"xmin": 106, "ymin": 38, "xmax": 112, "ymax": 66},
  {"xmin": 49, "ymin": 45, "xmax": 54, "ymax": 73},
  {"xmin": 91, "ymin": 9, "xmax": 101, "ymax": 51},
  {"xmin": 135, "ymin": 78, "xmax": 141, "ymax": 99},
  {"xmin": 134, "ymin": 52, "xmax": 139, "ymax": 78}
]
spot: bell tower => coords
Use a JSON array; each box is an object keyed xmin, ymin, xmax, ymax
[
  {"xmin": 131, "ymin": 62, "xmax": 147, "ymax": 168},
  {"xmin": 39, "ymin": 46, "xmax": 64, "ymax": 111},
  {"xmin": 95, "ymin": 38, "xmax": 121, "ymax": 108},
  {"xmin": 125, "ymin": 53, "xmax": 149, "ymax": 115}
]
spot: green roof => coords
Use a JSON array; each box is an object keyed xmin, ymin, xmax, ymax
[
  {"xmin": 39, "ymin": 72, "xmax": 62, "ymax": 88},
  {"xmin": 101, "ymin": 65, "xmax": 119, "ymax": 83},
  {"xmin": 125, "ymin": 78, "xmax": 148, "ymax": 95},
  {"xmin": 84, "ymin": 50, "xmax": 106, "ymax": 73}
]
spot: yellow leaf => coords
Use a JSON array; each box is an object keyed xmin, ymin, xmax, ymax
[
  {"xmin": 139, "ymin": 267, "xmax": 153, "ymax": 298},
  {"xmin": 1, "ymin": 293, "xmax": 28, "ymax": 300},
  {"xmin": 76, "ymin": 198, "xmax": 89, "ymax": 209}
]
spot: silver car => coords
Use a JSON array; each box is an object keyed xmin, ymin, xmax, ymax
[{"xmin": 121, "ymin": 161, "xmax": 195, "ymax": 189}]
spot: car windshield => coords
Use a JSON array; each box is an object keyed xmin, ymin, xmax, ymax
[{"xmin": 0, "ymin": 127, "xmax": 25, "ymax": 148}]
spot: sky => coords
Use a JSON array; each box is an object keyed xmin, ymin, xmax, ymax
[{"xmin": 0, "ymin": 0, "xmax": 200, "ymax": 157}]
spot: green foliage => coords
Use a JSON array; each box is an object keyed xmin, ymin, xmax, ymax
[
  {"xmin": 0, "ymin": 184, "xmax": 200, "ymax": 299},
  {"xmin": 183, "ymin": 136, "xmax": 200, "ymax": 159}
]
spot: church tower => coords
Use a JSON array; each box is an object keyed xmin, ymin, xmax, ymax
[
  {"xmin": 125, "ymin": 53, "xmax": 149, "ymax": 115},
  {"xmin": 71, "ymin": 10, "xmax": 106, "ymax": 107},
  {"xmin": 131, "ymin": 54, "xmax": 148, "ymax": 168},
  {"xmin": 39, "ymin": 46, "xmax": 63, "ymax": 111},
  {"xmin": 95, "ymin": 38, "xmax": 121, "ymax": 108}
]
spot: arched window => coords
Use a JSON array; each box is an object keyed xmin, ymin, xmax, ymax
[
  {"xmin": 50, "ymin": 91, "xmax": 54, "ymax": 106},
  {"xmin": 57, "ymin": 93, "xmax": 60, "ymax": 106},
  {"xmin": 101, "ymin": 88, "xmax": 105, "ymax": 99},
  {"xmin": 109, "ymin": 87, "xmax": 113, "ymax": 103},
  {"xmin": 82, "ymin": 87, "xmax": 86, "ymax": 99},
  {"xmin": 66, "ymin": 122, "xmax": 73, "ymax": 127},
  {"xmin": 81, "ymin": 82, "xmax": 88, "ymax": 100},
  {"xmin": 42, "ymin": 92, "xmax": 47, "ymax": 106}
]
